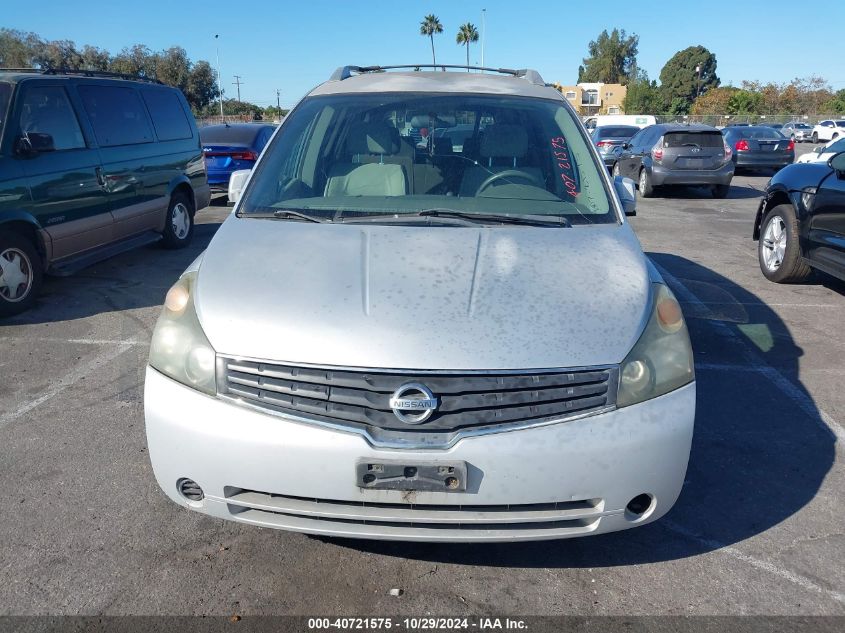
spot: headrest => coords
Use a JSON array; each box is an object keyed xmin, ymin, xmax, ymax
[
  {"xmin": 347, "ymin": 122, "xmax": 398, "ymax": 155},
  {"xmin": 480, "ymin": 124, "xmax": 528, "ymax": 158}
]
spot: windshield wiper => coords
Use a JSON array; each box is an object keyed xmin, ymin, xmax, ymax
[
  {"xmin": 417, "ymin": 209, "xmax": 571, "ymax": 227},
  {"xmin": 240, "ymin": 208, "xmax": 329, "ymax": 223},
  {"xmin": 341, "ymin": 209, "xmax": 570, "ymax": 227}
]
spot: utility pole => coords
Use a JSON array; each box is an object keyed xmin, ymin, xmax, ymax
[
  {"xmin": 276, "ymin": 89, "xmax": 281, "ymax": 111},
  {"xmin": 481, "ymin": 8, "xmax": 486, "ymax": 68},
  {"xmin": 695, "ymin": 64, "xmax": 702, "ymax": 99},
  {"xmin": 214, "ymin": 34, "xmax": 223, "ymax": 118},
  {"xmin": 233, "ymin": 75, "xmax": 243, "ymax": 102}
]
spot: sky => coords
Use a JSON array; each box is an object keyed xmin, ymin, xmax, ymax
[{"xmin": 6, "ymin": 0, "xmax": 844, "ymax": 108}]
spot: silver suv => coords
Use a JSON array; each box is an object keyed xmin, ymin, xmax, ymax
[{"xmin": 144, "ymin": 65, "xmax": 696, "ymax": 542}]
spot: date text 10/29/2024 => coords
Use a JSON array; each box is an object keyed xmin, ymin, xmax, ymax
[{"xmin": 307, "ymin": 617, "xmax": 528, "ymax": 630}]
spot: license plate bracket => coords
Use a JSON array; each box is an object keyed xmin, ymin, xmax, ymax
[{"xmin": 356, "ymin": 460, "xmax": 467, "ymax": 492}]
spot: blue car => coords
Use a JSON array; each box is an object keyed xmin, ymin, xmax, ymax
[{"xmin": 200, "ymin": 123, "xmax": 276, "ymax": 192}]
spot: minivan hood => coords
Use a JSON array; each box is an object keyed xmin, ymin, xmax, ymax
[{"xmin": 195, "ymin": 218, "xmax": 651, "ymax": 370}]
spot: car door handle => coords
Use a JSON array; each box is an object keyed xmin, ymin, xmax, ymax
[{"xmin": 95, "ymin": 167, "xmax": 106, "ymax": 188}]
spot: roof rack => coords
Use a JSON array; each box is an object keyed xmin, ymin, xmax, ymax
[
  {"xmin": 329, "ymin": 65, "xmax": 545, "ymax": 86},
  {"xmin": 0, "ymin": 67, "xmax": 163, "ymax": 84}
]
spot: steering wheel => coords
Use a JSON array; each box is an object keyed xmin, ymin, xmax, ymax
[{"xmin": 475, "ymin": 169, "xmax": 544, "ymax": 195}]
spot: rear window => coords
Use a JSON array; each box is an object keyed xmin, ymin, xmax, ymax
[
  {"xmin": 596, "ymin": 126, "xmax": 639, "ymax": 138},
  {"xmin": 795, "ymin": 123, "xmax": 811, "ymax": 129},
  {"xmin": 736, "ymin": 127, "xmax": 786, "ymax": 140},
  {"xmin": 199, "ymin": 125, "xmax": 262, "ymax": 145},
  {"xmin": 663, "ymin": 132, "xmax": 724, "ymax": 148},
  {"xmin": 141, "ymin": 89, "xmax": 192, "ymax": 141},
  {"xmin": 837, "ymin": 121, "xmax": 845, "ymax": 128},
  {"xmin": 78, "ymin": 85, "xmax": 154, "ymax": 147}
]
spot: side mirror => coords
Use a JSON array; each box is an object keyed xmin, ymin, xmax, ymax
[
  {"xmin": 621, "ymin": 142, "xmax": 631, "ymax": 150},
  {"xmin": 228, "ymin": 169, "xmax": 251, "ymax": 205},
  {"xmin": 15, "ymin": 132, "xmax": 55, "ymax": 156},
  {"xmin": 614, "ymin": 175, "xmax": 637, "ymax": 216},
  {"xmin": 829, "ymin": 152, "xmax": 845, "ymax": 177}
]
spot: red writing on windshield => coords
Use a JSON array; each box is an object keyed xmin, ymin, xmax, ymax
[{"xmin": 551, "ymin": 136, "xmax": 579, "ymax": 198}]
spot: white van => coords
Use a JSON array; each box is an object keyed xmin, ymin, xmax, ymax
[{"xmin": 585, "ymin": 114, "xmax": 656, "ymax": 132}]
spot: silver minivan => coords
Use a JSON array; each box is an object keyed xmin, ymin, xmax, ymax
[{"xmin": 144, "ymin": 66, "xmax": 696, "ymax": 542}]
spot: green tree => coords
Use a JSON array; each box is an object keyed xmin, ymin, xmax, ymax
[
  {"xmin": 109, "ymin": 44, "xmax": 156, "ymax": 77},
  {"xmin": 420, "ymin": 14, "xmax": 443, "ymax": 66},
  {"xmin": 726, "ymin": 90, "xmax": 762, "ymax": 115},
  {"xmin": 455, "ymin": 23, "xmax": 479, "ymax": 70},
  {"xmin": 33, "ymin": 39, "xmax": 83, "ymax": 69},
  {"xmin": 154, "ymin": 46, "xmax": 190, "ymax": 90},
  {"xmin": 623, "ymin": 70, "xmax": 663, "ymax": 114},
  {"xmin": 659, "ymin": 46, "xmax": 719, "ymax": 112},
  {"xmin": 577, "ymin": 28, "xmax": 638, "ymax": 85},
  {"xmin": 0, "ymin": 29, "xmax": 41, "ymax": 67},
  {"xmin": 824, "ymin": 89, "xmax": 845, "ymax": 114},
  {"xmin": 80, "ymin": 45, "xmax": 110, "ymax": 71},
  {"xmin": 691, "ymin": 86, "xmax": 739, "ymax": 115},
  {"xmin": 185, "ymin": 60, "xmax": 219, "ymax": 112}
]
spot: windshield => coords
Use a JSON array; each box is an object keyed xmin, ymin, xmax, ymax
[
  {"xmin": 0, "ymin": 82, "xmax": 11, "ymax": 138},
  {"xmin": 837, "ymin": 121, "xmax": 845, "ymax": 128},
  {"xmin": 238, "ymin": 92, "xmax": 617, "ymax": 225},
  {"xmin": 795, "ymin": 123, "xmax": 811, "ymax": 129}
]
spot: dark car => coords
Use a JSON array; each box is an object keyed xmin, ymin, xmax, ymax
[
  {"xmin": 591, "ymin": 124, "xmax": 640, "ymax": 169},
  {"xmin": 200, "ymin": 123, "xmax": 275, "ymax": 192},
  {"xmin": 0, "ymin": 69, "xmax": 210, "ymax": 316},
  {"xmin": 753, "ymin": 152, "xmax": 845, "ymax": 283},
  {"xmin": 721, "ymin": 126, "xmax": 794, "ymax": 173},
  {"xmin": 613, "ymin": 123, "xmax": 733, "ymax": 198}
]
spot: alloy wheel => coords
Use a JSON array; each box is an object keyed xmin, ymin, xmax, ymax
[
  {"xmin": 761, "ymin": 216, "xmax": 787, "ymax": 272},
  {"xmin": 0, "ymin": 247, "xmax": 34, "ymax": 303}
]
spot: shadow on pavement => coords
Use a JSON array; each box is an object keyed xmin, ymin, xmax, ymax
[
  {"xmin": 331, "ymin": 254, "xmax": 836, "ymax": 567},
  {"xmin": 1, "ymin": 218, "xmax": 223, "ymax": 326}
]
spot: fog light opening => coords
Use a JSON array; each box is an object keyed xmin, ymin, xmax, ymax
[
  {"xmin": 625, "ymin": 493, "xmax": 655, "ymax": 521},
  {"xmin": 177, "ymin": 477, "xmax": 204, "ymax": 502}
]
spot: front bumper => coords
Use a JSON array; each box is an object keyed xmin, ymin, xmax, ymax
[
  {"xmin": 651, "ymin": 162, "xmax": 733, "ymax": 186},
  {"xmin": 144, "ymin": 367, "xmax": 696, "ymax": 542}
]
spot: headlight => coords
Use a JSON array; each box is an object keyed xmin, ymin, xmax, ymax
[
  {"xmin": 617, "ymin": 283, "xmax": 694, "ymax": 408},
  {"xmin": 800, "ymin": 187, "xmax": 817, "ymax": 212},
  {"xmin": 148, "ymin": 271, "xmax": 217, "ymax": 395}
]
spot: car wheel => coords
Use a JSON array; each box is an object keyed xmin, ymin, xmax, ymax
[
  {"xmin": 0, "ymin": 230, "xmax": 43, "ymax": 317},
  {"xmin": 812, "ymin": 132, "xmax": 818, "ymax": 144},
  {"xmin": 638, "ymin": 168, "xmax": 654, "ymax": 198},
  {"xmin": 711, "ymin": 184, "xmax": 730, "ymax": 199},
  {"xmin": 161, "ymin": 191, "xmax": 195, "ymax": 249},
  {"xmin": 758, "ymin": 204, "xmax": 812, "ymax": 283},
  {"xmin": 833, "ymin": 133, "xmax": 840, "ymax": 140}
]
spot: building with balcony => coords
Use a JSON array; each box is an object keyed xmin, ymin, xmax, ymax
[{"xmin": 555, "ymin": 82, "xmax": 627, "ymax": 116}]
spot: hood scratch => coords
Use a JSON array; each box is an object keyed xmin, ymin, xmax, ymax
[
  {"xmin": 361, "ymin": 229, "xmax": 371, "ymax": 316},
  {"xmin": 467, "ymin": 230, "xmax": 485, "ymax": 317}
]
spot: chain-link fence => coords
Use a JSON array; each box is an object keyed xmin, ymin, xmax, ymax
[
  {"xmin": 195, "ymin": 114, "xmax": 284, "ymax": 127},
  {"xmin": 653, "ymin": 114, "xmax": 839, "ymax": 127}
]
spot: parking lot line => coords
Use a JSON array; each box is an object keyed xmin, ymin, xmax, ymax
[
  {"xmin": 0, "ymin": 336, "xmax": 148, "ymax": 346},
  {"xmin": 663, "ymin": 519, "xmax": 845, "ymax": 605},
  {"xmin": 0, "ymin": 343, "xmax": 135, "ymax": 431},
  {"xmin": 653, "ymin": 262, "xmax": 845, "ymax": 445}
]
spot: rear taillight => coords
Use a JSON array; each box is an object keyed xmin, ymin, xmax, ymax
[
  {"xmin": 651, "ymin": 141, "xmax": 664, "ymax": 161},
  {"xmin": 596, "ymin": 141, "xmax": 611, "ymax": 148},
  {"xmin": 786, "ymin": 140, "xmax": 795, "ymax": 151},
  {"xmin": 735, "ymin": 139, "xmax": 749, "ymax": 151},
  {"xmin": 230, "ymin": 151, "xmax": 258, "ymax": 161}
]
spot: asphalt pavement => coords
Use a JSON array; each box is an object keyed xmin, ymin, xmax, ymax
[{"xmin": 0, "ymin": 143, "xmax": 843, "ymax": 616}]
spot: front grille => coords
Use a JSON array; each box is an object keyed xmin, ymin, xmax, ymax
[
  {"xmin": 224, "ymin": 488, "xmax": 604, "ymax": 537},
  {"xmin": 219, "ymin": 357, "xmax": 617, "ymax": 439}
]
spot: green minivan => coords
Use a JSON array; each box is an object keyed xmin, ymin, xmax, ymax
[{"xmin": 0, "ymin": 69, "xmax": 210, "ymax": 316}]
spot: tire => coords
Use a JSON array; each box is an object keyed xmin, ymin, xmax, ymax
[
  {"xmin": 758, "ymin": 204, "xmax": 812, "ymax": 283},
  {"xmin": 834, "ymin": 133, "xmax": 840, "ymax": 140},
  {"xmin": 638, "ymin": 168, "xmax": 654, "ymax": 198},
  {"xmin": 161, "ymin": 191, "xmax": 194, "ymax": 249},
  {"xmin": 0, "ymin": 230, "xmax": 43, "ymax": 317},
  {"xmin": 812, "ymin": 132, "xmax": 818, "ymax": 144},
  {"xmin": 712, "ymin": 184, "xmax": 730, "ymax": 199}
]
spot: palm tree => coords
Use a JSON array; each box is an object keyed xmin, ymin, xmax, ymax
[
  {"xmin": 456, "ymin": 23, "xmax": 479, "ymax": 70},
  {"xmin": 420, "ymin": 14, "xmax": 443, "ymax": 66}
]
